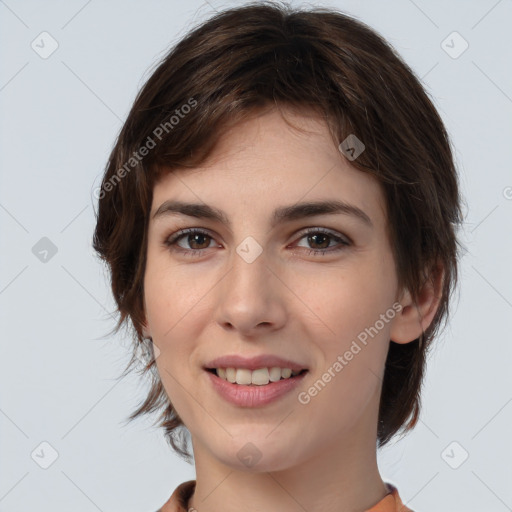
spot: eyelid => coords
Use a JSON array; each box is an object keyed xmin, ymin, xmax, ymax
[
  {"xmin": 165, "ymin": 227, "xmax": 219, "ymax": 248},
  {"xmin": 292, "ymin": 226, "xmax": 352, "ymax": 245},
  {"xmin": 163, "ymin": 226, "xmax": 352, "ymax": 256}
]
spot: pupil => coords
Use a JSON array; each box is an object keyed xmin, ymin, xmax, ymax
[
  {"xmin": 310, "ymin": 233, "xmax": 329, "ymax": 249},
  {"xmin": 190, "ymin": 234, "xmax": 208, "ymax": 249}
]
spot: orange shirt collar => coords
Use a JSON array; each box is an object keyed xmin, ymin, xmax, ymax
[{"xmin": 159, "ymin": 480, "xmax": 413, "ymax": 512}]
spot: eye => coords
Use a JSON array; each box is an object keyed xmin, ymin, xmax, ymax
[
  {"xmin": 294, "ymin": 228, "xmax": 351, "ymax": 256},
  {"xmin": 164, "ymin": 228, "xmax": 218, "ymax": 257},
  {"xmin": 163, "ymin": 227, "xmax": 351, "ymax": 258}
]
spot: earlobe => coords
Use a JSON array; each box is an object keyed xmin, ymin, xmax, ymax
[
  {"xmin": 141, "ymin": 313, "xmax": 151, "ymax": 339},
  {"xmin": 141, "ymin": 299, "xmax": 151, "ymax": 339},
  {"xmin": 390, "ymin": 263, "xmax": 444, "ymax": 344}
]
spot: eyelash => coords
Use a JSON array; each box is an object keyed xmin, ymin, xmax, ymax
[{"xmin": 163, "ymin": 227, "xmax": 351, "ymax": 258}]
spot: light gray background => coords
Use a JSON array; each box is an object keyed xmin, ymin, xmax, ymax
[{"xmin": 1, "ymin": 0, "xmax": 511, "ymax": 511}]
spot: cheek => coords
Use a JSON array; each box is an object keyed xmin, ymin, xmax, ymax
[
  {"xmin": 143, "ymin": 261, "xmax": 207, "ymax": 408},
  {"xmin": 294, "ymin": 277, "xmax": 394, "ymax": 433},
  {"xmin": 294, "ymin": 259, "xmax": 397, "ymax": 344},
  {"xmin": 143, "ymin": 255, "xmax": 212, "ymax": 341},
  {"xmin": 145, "ymin": 263, "xmax": 205, "ymax": 416},
  {"xmin": 291, "ymin": 258, "xmax": 396, "ymax": 414}
]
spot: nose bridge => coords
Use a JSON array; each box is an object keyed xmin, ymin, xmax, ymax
[
  {"xmin": 214, "ymin": 239, "xmax": 286, "ymax": 334},
  {"xmin": 226, "ymin": 240, "xmax": 271, "ymax": 305}
]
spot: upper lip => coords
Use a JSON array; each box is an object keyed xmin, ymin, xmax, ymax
[{"xmin": 204, "ymin": 355, "xmax": 309, "ymax": 372}]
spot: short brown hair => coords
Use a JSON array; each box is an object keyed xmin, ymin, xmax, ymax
[{"xmin": 92, "ymin": 1, "xmax": 463, "ymax": 461}]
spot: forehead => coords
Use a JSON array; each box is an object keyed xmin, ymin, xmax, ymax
[{"xmin": 150, "ymin": 109, "xmax": 387, "ymax": 228}]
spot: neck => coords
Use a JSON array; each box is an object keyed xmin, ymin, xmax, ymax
[{"xmin": 188, "ymin": 400, "xmax": 388, "ymax": 512}]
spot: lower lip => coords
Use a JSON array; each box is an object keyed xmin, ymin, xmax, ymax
[{"xmin": 205, "ymin": 370, "xmax": 308, "ymax": 407}]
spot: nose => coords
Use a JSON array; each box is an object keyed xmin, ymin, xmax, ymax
[{"xmin": 213, "ymin": 246, "xmax": 287, "ymax": 337}]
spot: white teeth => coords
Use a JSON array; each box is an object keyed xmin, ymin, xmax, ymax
[
  {"xmin": 236, "ymin": 368, "xmax": 252, "ymax": 385},
  {"xmin": 226, "ymin": 368, "xmax": 236, "ymax": 383},
  {"xmin": 214, "ymin": 367, "xmax": 304, "ymax": 385},
  {"xmin": 251, "ymin": 368, "xmax": 269, "ymax": 385},
  {"xmin": 269, "ymin": 367, "xmax": 282, "ymax": 382},
  {"xmin": 281, "ymin": 368, "xmax": 292, "ymax": 379}
]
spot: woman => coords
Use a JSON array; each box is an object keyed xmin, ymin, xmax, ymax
[{"xmin": 92, "ymin": 2, "xmax": 463, "ymax": 511}]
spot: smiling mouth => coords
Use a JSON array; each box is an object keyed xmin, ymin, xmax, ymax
[{"xmin": 205, "ymin": 367, "xmax": 308, "ymax": 386}]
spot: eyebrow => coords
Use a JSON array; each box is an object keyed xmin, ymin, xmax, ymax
[{"xmin": 152, "ymin": 199, "xmax": 373, "ymax": 228}]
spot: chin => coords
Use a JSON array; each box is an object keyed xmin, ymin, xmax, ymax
[{"xmin": 213, "ymin": 435, "xmax": 301, "ymax": 473}]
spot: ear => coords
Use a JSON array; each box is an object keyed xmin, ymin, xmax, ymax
[
  {"xmin": 141, "ymin": 322, "xmax": 151, "ymax": 339},
  {"xmin": 390, "ymin": 262, "xmax": 444, "ymax": 344},
  {"xmin": 141, "ymin": 298, "xmax": 151, "ymax": 339}
]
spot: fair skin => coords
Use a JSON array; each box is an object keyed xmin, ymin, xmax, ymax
[{"xmin": 142, "ymin": 107, "xmax": 441, "ymax": 512}]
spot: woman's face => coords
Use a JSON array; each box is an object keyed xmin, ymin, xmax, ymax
[{"xmin": 144, "ymin": 108, "xmax": 403, "ymax": 472}]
